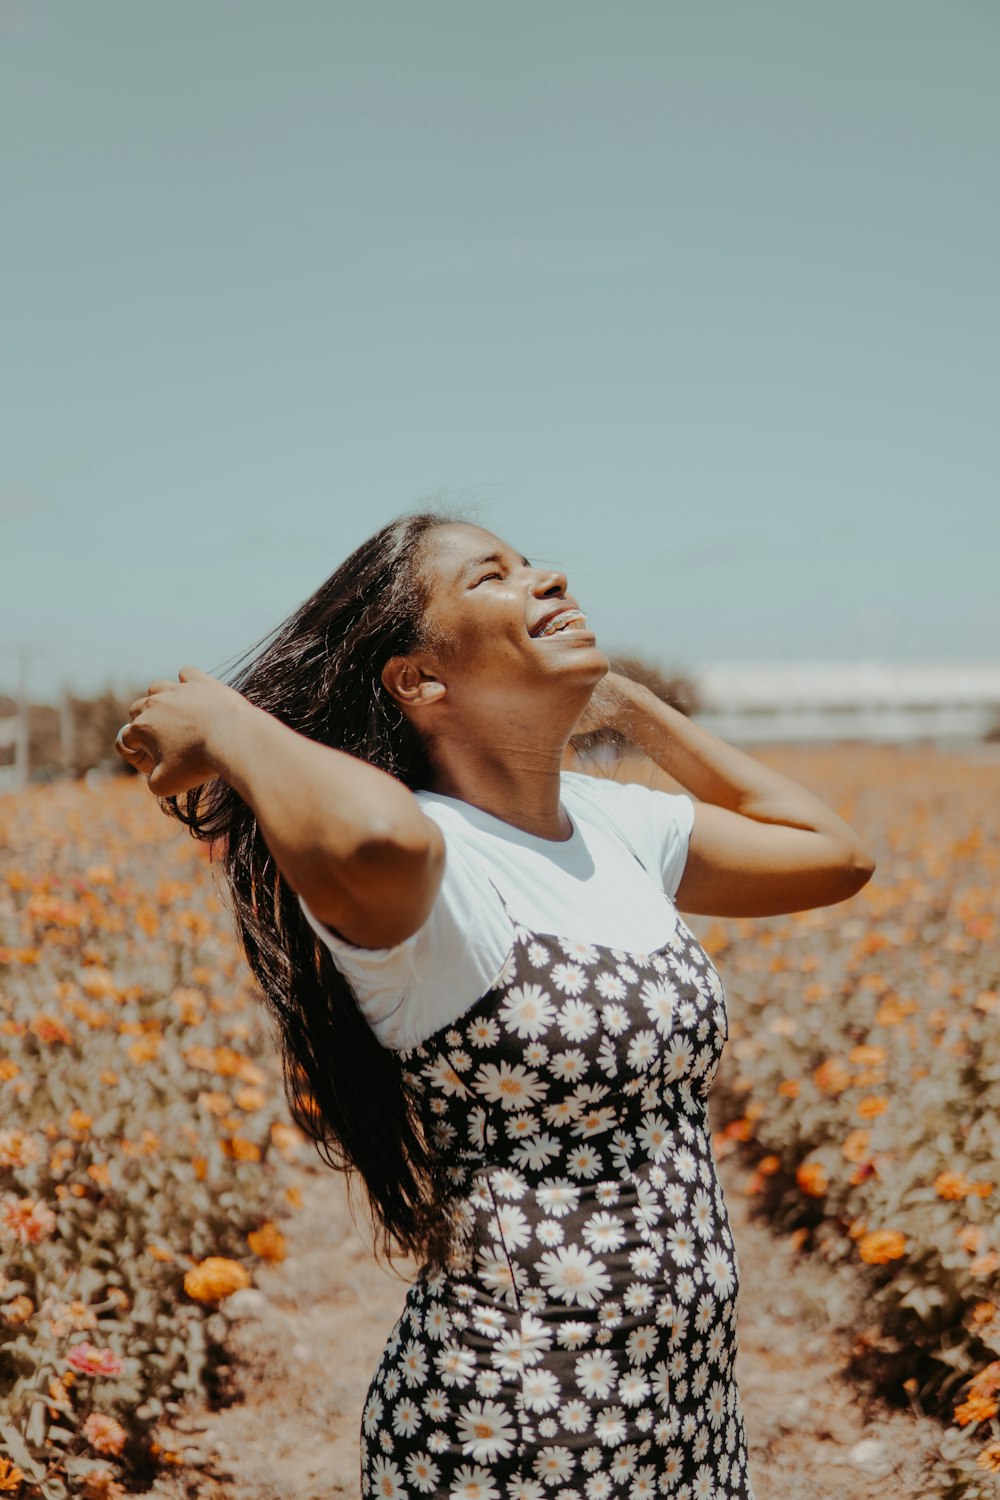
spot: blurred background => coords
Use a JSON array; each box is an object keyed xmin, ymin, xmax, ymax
[{"xmin": 2, "ymin": 0, "xmax": 999, "ymax": 784}]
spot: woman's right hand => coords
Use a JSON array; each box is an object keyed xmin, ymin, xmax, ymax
[{"xmin": 115, "ymin": 664, "xmax": 250, "ymax": 798}]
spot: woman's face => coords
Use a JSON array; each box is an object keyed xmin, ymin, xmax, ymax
[{"xmin": 411, "ymin": 522, "xmax": 609, "ymax": 716}]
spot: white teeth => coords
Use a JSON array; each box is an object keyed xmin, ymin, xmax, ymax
[{"xmin": 537, "ymin": 609, "xmax": 585, "ymax": 637}]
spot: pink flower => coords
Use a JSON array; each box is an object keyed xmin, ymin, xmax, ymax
[{"xmin": 66, "ymin": 1342, "xmax": 124, "ymax": 1377}]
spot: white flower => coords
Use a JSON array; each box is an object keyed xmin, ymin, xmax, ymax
[
  {"xmin": 571, "ymin": 1105, "xmax": 617, "ymax": 1139},
  {"xmin": 527, "ymin": 941, "xmax": 551, "ymax": 967},
  {"xmin": 636, "ymin": 1114, "xmax": 672, "ymax": 1162},
  {"xmin": 522, "ymin": 1367, "xmax": 561, "ymax": 1412},
  {"xmin": 507, "ymin": 1479, "xmax": 547, "ymax": 1500},
  {"xmin": 690, "ymin": 1188, "xmax": 715, "ymax": 1238},
  {"xmin": 436, "ymin": 1345, "xmax": 476, "ymax": 1387},
  {"xmin": 405, "ymin": 1452, "xmax": 442, "ymax": 1494},
  {"xmin": 594, "ymin": 1405, "xmax": 626, "ymax": 1445},
  {"xmin": 490, "ymin": 1203, "xmax": 532, "ymax": 1252},
  {"xmin": 392, "ymin": 1398, "xmax": 421, "ymax": 1436},
  {"xmin": 467, "ymin": 1015, "xmax": 500, "ymax": 1048},
  {"xmin": 623, "ymin": 1282, "xmax": 655, "ymax": 1315},
  {"xmin": 456, "ymin": 1399, "xmax": 518, "ymax": 1461},
  {"xmin": 666, "ymin": 1223, "xmax": 696, "ymax": 1267},
  {"xmin": 640, "ymin": 978, "xmax": 678, "ymax": 1038},
  {"xmin": 473, "ymin": 1061, "xmax": 547, "ymax": 1112},
  {"xmin": 575, "ymin": 1350, "xmax": 618, "ymax": 1399},
  {"xmin": 537, "ymin": 1244, "xmax": 611, "ymax": 1308},
  {"xmin": 557, "ymin": 999, "xmax": 598, "ymax": 1041},
  {"xmin": 581, "ymin": 1212, "xmax": 626, "ymax": 1254},
  {"xmin": 626, "ymin": 1030, "xmax": 658, "ymax": 1072},
  {"xmin": 498, "ymin": 984, "xmax": 556, "ymax": 1040},
  {"xmin": 584, "ymin": 1473, "xmax": 612, "ymax": 1500},
  {"xmin": 476, "ymin": 1368, "xmax": 503, "ymax": 1398},
  {"xmin": 559, "ymin": 938, "xmax": 600, "ymax": 965},
  {"xmin": 427, "ymin": 1057, "xmax": 470, "ymax": 1098},
  {"xmin": 626, "ymin": 1325, "xmax": 657, "ymax": 1365},
  {"xmin": 511, "ymin": 1133, "xmax": 562, "ymax": 1172},
  {"xmin": 422, "ymin": 1387, "xmax": 448, "ymax": 1420},
  {"xmin": 594, "ymin": 971, "xmax": 626, "ymax": 1001},
  {"xmin": 490, "ymin": 950, "xmax": 518, "ymax": 990},
  {"xmin": 472, "ymin": 1306, "xmax": 505, "ymax": 1339},
  {"xmin": 600, "ymin": 1003, "xmax": 629, "ymax": 1036},
  {"xmin": 401, "ymin": 1339, "xmax": 430, "ymax": 1386},
  {"xmin": 370, "ymin": 1456, "xmax": 407, "ymax": 1498},
  {"xmin": 536, "ymin": 1218, "xmax": 564, "ymax": 1247},
  {"xmin": 450, "ymin": 1463, "xmax": 501, "ymax": 1500},
  {"xmin": 703, "ymin": 1244, "xmax": 735, "ymax": 1298},
  {"xmin": 533, "ymin": 1444, "xmax": 575, "ymax": 1486},
  {"xmin": 558, "ymin": 1399, "xmax": 590, "ymax": 1433},
  {"xmin": 662, "ymin": 1034, "xmax": 695, "ymax": 1083},
  {"xmin": 550, "ymin": 1048, "xmax": 587, "ymax": 1081},
  {"xmin": 551, "ymin": 962, "xmax": 588, "ymax": 996},
  {"xmin": 608, "ymin": 1445, "xmax": 638, "ymax": 1481},
  {"xmin": 617, "ymin": 1370, "xmax": 651, "ymax": 1407},
  {"xmin": 628, "ymin": 1245, "xmax": 660, "ymax": 1279},
  {"xmin": 674, "ymin": 1146, "xmax": 698, "ymax": 1182},
  {"xmin": 535, "ymin": 1177, "xmax": 581, "ymax": 1217},
  {"xmin": 491, "ymin": 1167, "xmax": 528, "ymax": 1200},
  {"xmin": 363, "ymin": 1391, "xmax": 384, "ymax": 1436},
  {"xmin": 505, "ymin": 1112, "xmax": 539, "ymax": 1141},
  {"xmin": 565, "ymin": 1145, "xmax": 602, "ymax": 1180},
  {"xmin": 555, "ymin": 1319, "xmax": 591, "ymax": 1349}
]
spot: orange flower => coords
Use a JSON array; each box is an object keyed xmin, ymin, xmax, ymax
[
  {"xmin": 0, "ymin": 1195, "xmax": 57, "ymax": 1244},
  {"xmin": 3, "ymin": 1294, "xmax": 34, "ymax": 1325},
  {"xmin": 814, "ymin": 1058, "xmax": 851, "ymax": 1095},
  {"xmin": 796, "ymin": 1161, "xmax": 829, "ymax": 1197},
  {"xmin": 841, "ymin": 1129, "xmax": 870, "ymax": 1163},
  {"xmin": 978, "ymin": 1441, "xmax": 1000, "ymax": 1474},
  {"xmin": 0, "ymin": 1129, "xmax": 43, "ymax": 1169},
  {"xmin": 80, "ymin": 1469, "xmax": 126, "ymax": 1500},
  {"xmin": 247, "ymin": 1220, "xmax": 287, "ymax": 1263},
  {"xmin": 969, "ymin": 1302, "xmax": 998, "ymax": 1330},
  {"xmin": 235, "ymin": 1085, "xmax": 268, "ymax": 1111},
  {"xmin": 29, "ymin": 1013, "xmax": 74, "ymax": 1046},
  {"xmin": 0, "ymin": 1458, "xmax": 25, "ymax": 1493},
  {"xmin": 284, "ymin": 1185, "xmax": 303, "ymax": 1209},
  {"xmin": 857, "ymin": 1095, "xmax": 888, "ymax": 1120},
  {"xmin": 82, "ymin": 1411, "xmax": 127, "ymax": 1456},
  {"xmin": 270, "ymin": 1122, "xmax": 305, "ymax": 1160},
  {"xmin": 954, "ymin": 1393, "xmax": 999, "ymax": 1427},
  {"xmin": 220, "ymin": 1136, "xmax": 262, "ymax": 1163},
  {"xmin": 849, "ymin": 1044, "xmax": 886, "ymax": 1066},
  {"xmin": 935, "ymin": 1170, "xmax": 972, "ymax": 1200},
  {"xmin": 183, "ymin": 1256, "xmax": 252, "ymax": 1303},
  {"xmin": 776, "ymin": 1079, "xmax": 800, "ymax": 1099},
  {"xmin": 127, "ymin": 1035, "xmax": 162, "ymax": 1065},
  {"xmin": 757, "ymin": 1154, "xmax": 781, "ymax": 1177},
  {"xmin": 0, "ymin": 1060, "xmax": 20, "ymax": 1081},
  {"xmin": 858, "ymin": 1229, "xmax": 907, "ymax": 1264}
]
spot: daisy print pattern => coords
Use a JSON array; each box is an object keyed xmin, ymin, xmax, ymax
[{"xmin": 359, "ymin": 889, "xmax": 755, "ymax": 1499}]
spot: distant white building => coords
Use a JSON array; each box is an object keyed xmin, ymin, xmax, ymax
[{"xmin": 690, "ymin": 660, "xmax": 1000, "ymax": 745}]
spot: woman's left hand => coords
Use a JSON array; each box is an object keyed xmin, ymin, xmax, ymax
[{"xmin": 115, "ymin": 665, "xmax": 249, "ymax": 797}]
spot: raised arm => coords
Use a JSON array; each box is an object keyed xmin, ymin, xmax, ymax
[
  {"xmin": 580, "ymin": 673, "xmax": 877, "ymax": 918},
  {"xmin": 116, "ymin": 666, "xmax": 445, "ymax": 949}
]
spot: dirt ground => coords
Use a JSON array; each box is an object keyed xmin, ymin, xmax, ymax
[{"xmin": 136, "ymin": 1147, "xmax": 948, "ymax": 1500}]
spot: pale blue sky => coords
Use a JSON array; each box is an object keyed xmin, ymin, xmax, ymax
[{"xmin": 2, "ymin": 0, "xmax": 997, "ymax": 700}]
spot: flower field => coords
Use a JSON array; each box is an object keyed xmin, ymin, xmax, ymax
[
  {"xmin": 678, "ymin": 742, "xmax": 1000, "ymax": 1491},
  {"xmin": 0, "ymin": 773, "xmax": 305, "ymax": 1498},
  {"xmin": 1, "ymin": 743, "xmax": 999, "ymax": 1497}
]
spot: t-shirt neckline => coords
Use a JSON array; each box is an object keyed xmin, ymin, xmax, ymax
[{"xmin": 416, "ymin": 786, "xmax": 579, "ymax": 848}]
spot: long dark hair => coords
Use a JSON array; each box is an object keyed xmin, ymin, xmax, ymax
[{"xmin": 159, "ymin": 510, "xmax": 462, "ymax": 1268}]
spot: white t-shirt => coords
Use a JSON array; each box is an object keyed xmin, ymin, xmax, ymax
[{"xmin": 297, "ymin": 771, "xmax": 696, "ymax": 1054}]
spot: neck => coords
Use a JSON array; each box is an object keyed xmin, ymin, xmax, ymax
[{"xmin": 426, "ymin": 734, "xmax": 573, "ymax": 840}]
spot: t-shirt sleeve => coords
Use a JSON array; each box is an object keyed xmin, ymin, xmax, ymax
[
  {"xmin": 564, "ymin": 771, "xmax": 696, "ymax": 898},
  {"xmin": 294, "ymin": 806, "xmax": 508, "ymax": 1049}
]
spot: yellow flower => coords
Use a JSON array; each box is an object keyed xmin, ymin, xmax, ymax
[
  {"xmin": 934, "ymin": 1170, "xmax": 971, "ymax": 1200},
  {"xmin": 856, "ymin": 1095, "xmax": 888, "ymax": 1120},
  {"xmin": 183, "ymin": 1256, "xmax": 252, "ymax": 1303}
]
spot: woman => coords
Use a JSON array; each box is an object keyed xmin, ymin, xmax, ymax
[{"xmin": 115, "ymin": 511, "xmax": 875, "ymax": 1500}]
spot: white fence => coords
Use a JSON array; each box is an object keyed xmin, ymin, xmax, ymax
[{"xmin": 691, "ymin": 660, "xmax": 1000, "ymax": 745}]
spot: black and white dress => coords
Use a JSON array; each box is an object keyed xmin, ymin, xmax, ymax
[{"xmin": 299, "ymin": 773, "xmax": 756, "ymax": 1500}]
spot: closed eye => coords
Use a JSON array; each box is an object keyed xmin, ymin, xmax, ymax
[{"xmin": 472, "ymin": 570, "xmax": 503, "ymax": 587}]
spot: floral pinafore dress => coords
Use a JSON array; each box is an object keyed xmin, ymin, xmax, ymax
[{"xmin": 359, "ymin": 874, "xmax": 756, "ymax": 1500}]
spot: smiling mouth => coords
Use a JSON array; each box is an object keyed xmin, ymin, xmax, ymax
[{"xmin": 532, "ymin": 609, "xmax": 588, "ymax": 638}]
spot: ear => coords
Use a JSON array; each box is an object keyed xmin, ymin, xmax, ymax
[{"xmin": 381, "ymin": 654, "xmax": 447, "ymax": 710}]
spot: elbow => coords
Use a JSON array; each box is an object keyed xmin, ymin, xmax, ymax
[{"xmin": 845, "ymin": 841, "xmax": 877, "ymax": 894}]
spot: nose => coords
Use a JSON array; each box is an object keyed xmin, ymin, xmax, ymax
[{"xmin": 531, "ymin": 564, "xmax": 568, "ymax": 599}]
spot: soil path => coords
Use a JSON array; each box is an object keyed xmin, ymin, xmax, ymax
[{"xmin": 138, "ymin": 1148, "xmax": 945, "ymax": 1500}]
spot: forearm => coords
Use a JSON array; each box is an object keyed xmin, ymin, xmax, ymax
[
  {"xmin": 619, "ymin": 683, "xmax": 864, "ymax": 847},
  {"xmin": 205, "ymin": 698, "xmax": 434, "ymax": 901}
]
